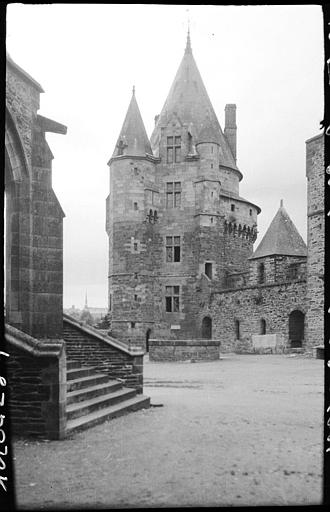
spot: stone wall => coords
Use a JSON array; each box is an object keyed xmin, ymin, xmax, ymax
[
  {"xmin": 5, "ymin": 55, "xmax": 66, "ymax": 339},
  {"xmin": 5, "ymin": 324, "xmax": 66, "ymax": 439},
  {"xmin": 305, "ymin": 134, "xmax": 324, "ymax": 349},
  {"xmin": 149, "ymin": 339, "xmax": 220, "ymax": 362},
  {"xmin": 63, "ymin": 317, "xmax": 145, "ymax": 393},
  {"xmin": 210, "ymin": 279, "xmax": 307, "ymax": 353}
]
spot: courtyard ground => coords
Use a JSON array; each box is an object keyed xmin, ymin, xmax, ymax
[{"xmin": 12, "ymin": 354, "xmax": 323, "ymax": 508}]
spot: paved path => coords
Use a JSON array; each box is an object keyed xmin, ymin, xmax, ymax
[{"xmin": 13, "ymin": 354, "xmax": 323, "ymax": 508}]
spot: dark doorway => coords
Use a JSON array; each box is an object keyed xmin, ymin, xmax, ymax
[
  {"xmin": 201, "ymin": 316, "xmax": 212, "ymax": 339},
  {"xmin": 146, "ymin": 329, "xmax": 151, "ymax": 353},
  {"xmin": 289, "ymin": 310, "xmax": 304, "ymax": 348}
]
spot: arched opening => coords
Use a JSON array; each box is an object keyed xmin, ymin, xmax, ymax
[
  {"xmin": 260, "ymin": 318, "xmax": 266, "ymax": 335},
  {"xmin": 4, "ymin": 112, "xmax": 30, "ymax": 329},
  {"xmin": 289, "ymin": 310, "xmax": 305, "ymax": 348},
  {"xmin": 201, "ymin": 316, "xmax": 212, "ymax": 339},
  {"xmin": 146, "ymin": 329, "xmax": 151, "ymax": 353}
]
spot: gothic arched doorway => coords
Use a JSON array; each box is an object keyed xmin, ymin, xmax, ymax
[
  {"xmin": 289, "ymin": 310, "xmax": 305, "ymax": 348},
  {"xmin": 146, "ymin": 329, "xmax": 151, "ymax": 353},
  {"xmin": 201, "ymin": 316, "xmax": 212, "ymax": 339}
]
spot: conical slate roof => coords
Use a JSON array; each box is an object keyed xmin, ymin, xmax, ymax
[
  {"xmin": 112, "ymin": 87, "xmax": 152, "ymax": 158},
  {"xmin": 250, "ymin": 202, "xmax": 307, "ymax": 259},
  {"xmin": 150, "ymin": 32, "xmax": 237, "ymax": 169}
]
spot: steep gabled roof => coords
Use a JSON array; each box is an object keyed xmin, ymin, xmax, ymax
[
  {"xmin": 250, "ymin": 202, "xmax": 307, "ymax": 260},
  {"xmin": 150, "ymin": 31, "xmax": 237, "ymax": 169},
  {"xmin": 112, "ymin": 87, "xmax": 152, "ymax": 158}
]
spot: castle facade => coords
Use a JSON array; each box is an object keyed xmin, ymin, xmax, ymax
[{"xmin": 106, "ymin": 33, "xmax": 321, "ymax": 358}]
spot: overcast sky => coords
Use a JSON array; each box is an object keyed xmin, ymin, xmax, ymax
[{"xmin": 6, "ymin": 4, "xmax": 323, "ymax": 309}]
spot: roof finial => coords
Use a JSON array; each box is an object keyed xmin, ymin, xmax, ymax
[
  {"xmin": 185, "ymin": 12, "xmax": 192, "ymax": 54},
  {"xmin": 132, "ymin": 85, "xmax": 135, "ymax": 96},
  {"xmin": 280, "ymin": 199, "xmax": 283, "ymax": 208}
]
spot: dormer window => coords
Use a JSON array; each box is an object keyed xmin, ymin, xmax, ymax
[{"xmin": 167, "ymin": 136, "xmax": 181, "ymax": 163}]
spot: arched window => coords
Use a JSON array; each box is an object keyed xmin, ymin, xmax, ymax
[
  {"xmin": 257, "ymin": 262, "xmax": 265, "ymax": 284},
  {"xmin": 260, "ymin": 318, "xmax": 266, "ymax": 335},
  {"xmin": 235, "ymin": 319, "xmax": 240, "ymax": 340},
  {"xmin": 202, "ymin": 316, "xmax": 212, "ymax": 339}
]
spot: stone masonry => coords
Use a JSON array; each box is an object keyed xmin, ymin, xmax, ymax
[
  {"xmin": 106, "ymin": 32, "xmax": 260, "ymax": 359},
  {"xmin": 305, "ymin": 134, "xmax": 324, "ymax": 349}
]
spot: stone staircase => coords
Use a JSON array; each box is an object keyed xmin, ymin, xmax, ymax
[{"xmin": 66, "ymin": 360, "xmax": 150, "ymax": 435}]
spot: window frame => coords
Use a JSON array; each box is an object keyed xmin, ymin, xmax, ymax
[
  {"xmin": 166, "ymin": 236, "xmax": 181, "ymax": 263},
  {"xmin": 166, "ymin": 181, "xmax": 182, "ymax": 209},
  {"xmin": 165, "ymin": 285, "xmax": 180, "ymax": 313}
]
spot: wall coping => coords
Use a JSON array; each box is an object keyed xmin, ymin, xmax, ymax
[
  {"xmin": 63, "ymin": 314, "xmax": 145, "ymax": 356},
  {"xmin": 149, "ymin": 339, "xmax": 221, "ymax": 347},
  {"xmin": 212, "ymin": 278, "xmax": 307, "ymax": 296},
  {"xmin": 5, "ymin": 323, "xmax": 65, "ymax": 358}
]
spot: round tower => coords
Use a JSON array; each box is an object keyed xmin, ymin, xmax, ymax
[{"xmin": 106, "ymin": 88, "xmax": 157, "ymax": 350}]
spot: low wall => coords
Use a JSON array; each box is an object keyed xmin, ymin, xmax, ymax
[
  {"xmin": 63, "ymin": 315, "xmax": 145, "ymax": 393},
  {"xmin": 5, "ymin": 324, "xmax": 66, "ymax": 440},
  {"xmin": 252, "ymin": 334, "xmax": 285, "ymax": 354},
  {"xmin": 149, "ymin": 339, "xmax": 220, "ymax": 362}
]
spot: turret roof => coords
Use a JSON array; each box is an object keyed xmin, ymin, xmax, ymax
[
  {"xmin": 112, "ymin": 87, "xmax": 152, "ymax": 158},
  {"xmin": 249, "ymin": 201, "xmax": 307, "ymax": 259},
  {"xmin": 150, "ymin": 32, "xmax": 237, "ymax": 169}
]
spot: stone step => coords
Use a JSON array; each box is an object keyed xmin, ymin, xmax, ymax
[
  {"xmin": 67, "ymin": 373, "xmax": 109, "ymax": 392},
  {"xmin": 66, "ymin": 395, "xmax": 151, "ymax": 435},
  {"xmin": 66, "ymin": 380, "xmax": 123, "ymax": 405},
  {"xmin": 66, "ymin": 387, "xmax": 137, "ymax": 421},
  {"xmin": 67, "ymin": 360, "xmax": 82, "ymax": 371},
  {"xmin": 67, "ymin": 366, "xmax": 100, "ymax": 381}
]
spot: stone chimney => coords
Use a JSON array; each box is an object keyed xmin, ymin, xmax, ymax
[{"xmin": 224, "ymin": 104, "xmax": 237, "ymax": 163}]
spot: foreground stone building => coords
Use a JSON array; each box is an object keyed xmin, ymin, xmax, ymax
[
  {"xmin": 106, "ymin": 33, "xmax": 322, "ymax": 359},
  {"xmin": 4, "ymin": 54, "xmax": 149, "ymax": 439}
]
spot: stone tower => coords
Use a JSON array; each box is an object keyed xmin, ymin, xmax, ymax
[
  {"xmin": 106, "ymin": 32, "xmax": 260, "ymax": 350},
  {"xmin": 248, "ymin": 200, "xmax": 307, "ymax": 286}
]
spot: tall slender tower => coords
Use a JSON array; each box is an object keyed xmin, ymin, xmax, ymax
[{"xmin": 106, "ymin": 87, "xmax": 159, "ymax": 347}]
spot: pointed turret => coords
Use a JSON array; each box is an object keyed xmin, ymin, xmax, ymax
[
  {"xmin": 250, "ymin": 201, "xmax": 307, "ymax": 259},
  {"xmin": 150, "ymin": 31, "xmax": 237, "ymax": 169},
  {"xmin": 112, "ymin": 87, "xmax": 152, "ymax": 158}
]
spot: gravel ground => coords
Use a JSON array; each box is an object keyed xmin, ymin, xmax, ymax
[{"xmin": 12, "ymin": 354, "xmax": 323, "ymax": 508}]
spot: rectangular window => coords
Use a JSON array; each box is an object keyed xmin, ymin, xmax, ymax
[
  {"xmin": 166, "ymin": 182, "xmax": 181, "ymax": 208},
  {"xmin": 167, "ymin": 147, "xmax": 173, "ymax": 164},
  {"xmin": 134, "ymin": 202, "xmax": 138, "ymax": 210},
  {"xmin": 231, "ymin": 204, "xmax": 235, "ymax": 212},
  {"xmin": 165, "ymin": 285, "xmax": 180, "ymax": 312},
  {"xmin": 167, "ymin": 136, "xmax": 181, "ymax": 163},
  {"xmin": 175, "ymin": 146, "xmax": 181, "ymax": 163},
  {"xmin": 166, "ymin": 236, "xmax": 181, "ymax": 262},
  {"xmin": 134, "ymin": 243, "xmax": 138, "ymax": 251},
  {"xmin": 205, "ymin": 262, "xmax": 212, "ymax": 279}
]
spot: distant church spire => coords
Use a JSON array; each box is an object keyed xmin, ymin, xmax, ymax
[{"xmin": 84, "ymin": 290, "xmax": 88, "ymax": 309}]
